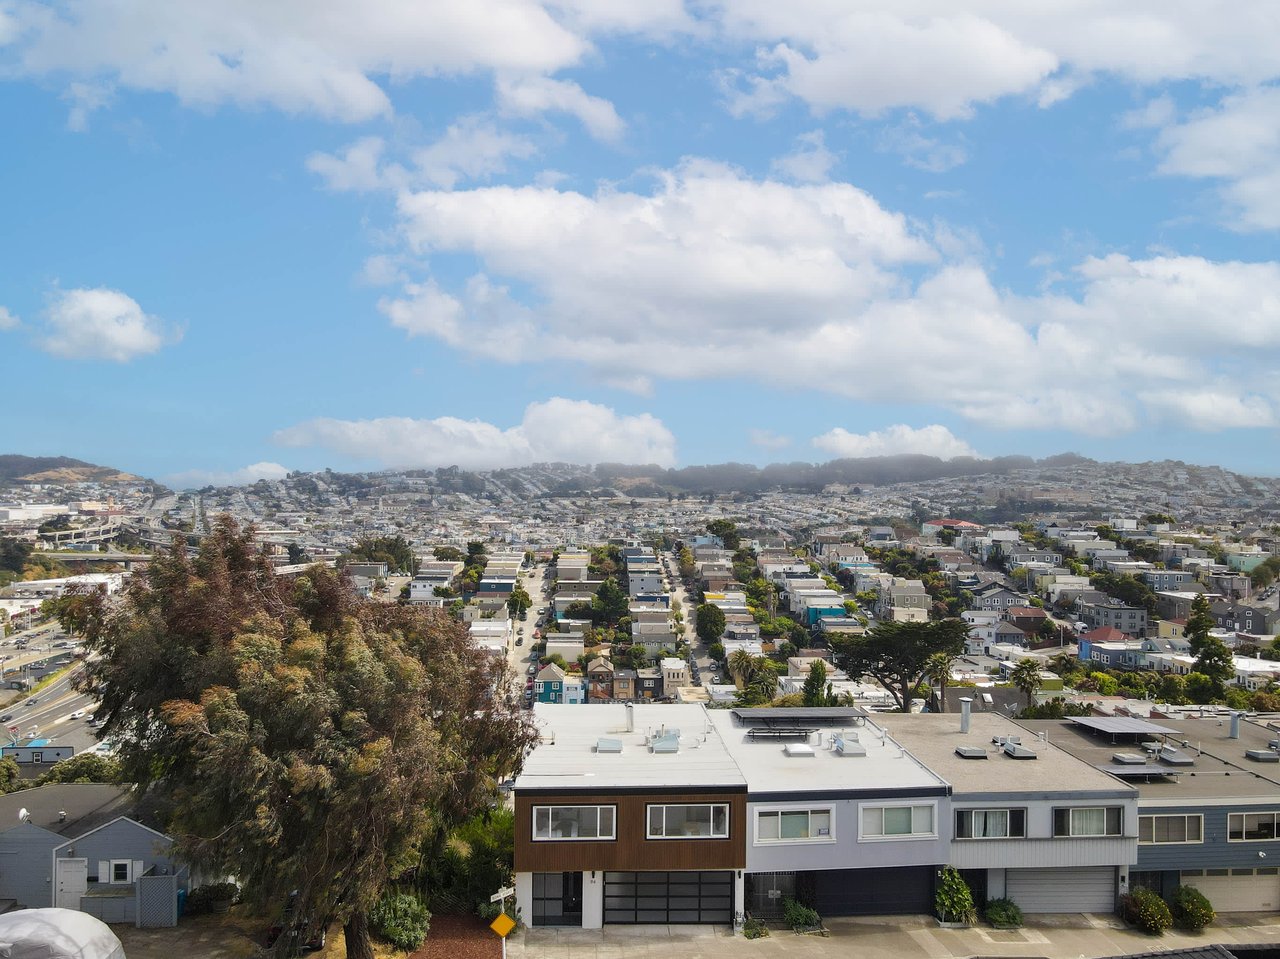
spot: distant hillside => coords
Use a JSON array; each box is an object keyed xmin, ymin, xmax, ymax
[{"xmin": 0, "ymin": 454, "xmax": 142, "ymax": 484}]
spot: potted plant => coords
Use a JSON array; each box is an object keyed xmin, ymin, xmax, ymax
[{"xmin": 935, "ymin": 867, "xmax": 977, "ymax": 928}]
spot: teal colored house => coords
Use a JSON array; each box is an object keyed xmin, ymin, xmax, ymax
[{"xmin": 535, "ymin": 663, "xmax": 566, "ymax": 703}]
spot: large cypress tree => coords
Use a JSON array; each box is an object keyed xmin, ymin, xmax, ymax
[{"xmin": 54, "ymin": 518, "xmax": 535, "ymax": 959}]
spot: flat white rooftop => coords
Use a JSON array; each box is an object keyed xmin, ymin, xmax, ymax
[
  {"xmin": 708, "ymin": 711, "xmax": 945, "ymax": 794},
  {"xmin": 516, "ymin": 704, "xmax": 746, "ymax": 791}
]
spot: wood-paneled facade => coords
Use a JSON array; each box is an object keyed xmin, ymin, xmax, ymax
[{"xmin": 514, "ymin": 788, "xmax": 747, "ymax": 873}]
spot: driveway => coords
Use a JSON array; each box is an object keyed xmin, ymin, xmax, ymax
[{"xmin": 508, "ymin": 913, "xmax": 1280, "ymax": 959}]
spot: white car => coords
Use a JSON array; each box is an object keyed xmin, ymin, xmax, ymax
[{"xmin": 69, "ymin": 710, "xmax": 84, "ymax": 720}]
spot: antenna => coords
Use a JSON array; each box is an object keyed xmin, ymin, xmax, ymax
[{"xmin": 18, "ymin": 808, "xmax": 29, "ymax": 823}]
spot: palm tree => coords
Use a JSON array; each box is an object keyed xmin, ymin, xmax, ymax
[
  {"xmin": 728, "ymin": 649, "xmax": 757, "ymax": 689},
  {"xmin": 924, "ymin": 651, "xmax": 956, "ymax": 713},
  {"xmin": 1010, "ymin": 658, "xmax": 1044, "ymax": 712}
]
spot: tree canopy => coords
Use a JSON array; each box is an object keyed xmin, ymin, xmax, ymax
[
  {"xmin": 346, "ymin": 534, "xmax": 420, "ymax": 575},
  {"xmin": 706, "ymin": 519, "xmax": 741, "ymax": 551},
  {"xmin": 695, "ymin": 603, "xmax": 726, "ymax": 645},
  {"xmin": 831, "ymin": 619, "xmax": 968, "ymax": 712},
  {"xmin": 52, "ymin": 518, "xmax": 534, "ymax": 959}
]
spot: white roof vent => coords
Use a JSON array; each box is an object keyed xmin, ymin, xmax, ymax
[
  {"xmin": 596, "ymin": 738, "xmax": 623, "ymax": 754},
  {"xmin": 784, "ymin": 743, "xmax": 816, "ymax": 757}
]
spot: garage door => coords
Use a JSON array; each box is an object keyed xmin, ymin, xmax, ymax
[
  {"xmin": 813, "ymin": 866, "xmax": 935, "ymax": 916},
  {"xmin": 603, "ymin": 871, "xmax": 733, "ymax": 924},
  {"xmin": 1006, "ymin": 867, "xmax": 1116, "ymax": 913},
  {"xmin": 1182, "ymin": 869, "xmax": 1280, "ymax": 912}
]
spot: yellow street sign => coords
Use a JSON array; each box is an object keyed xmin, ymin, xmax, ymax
[{"xmin": 490, "ymin": 912, "xmax": 516, "ymax": 938}]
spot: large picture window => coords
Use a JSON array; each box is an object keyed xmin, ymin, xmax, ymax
[
  {"xmin": 955, "ymin": 808, "xmax": 1026, "ymax": 839},
  {"xmin": 647, "ymin": 804, "xmax": 729, "ymax": 839},
  {"xmin": 532, "ymin": 805, "xmax": 616, "ymax": 841},
  {"xmin": 1053, "ymin": 807, "xmax": 1122, "ymax": 837},
  {"xmin": 860, "ymin": 803, "xmax": 935, "ymax": 840},
  {"xmin": 1139, "ymin": 815, "xmax": 1203, "ymax": 844},
  {"xmin": 1228, "ymin": 812, "xmax": 1280, "ymax": 842},
  {"xmin": 756, "ymin": 808, "xmax": 833, "ymax": 843}
]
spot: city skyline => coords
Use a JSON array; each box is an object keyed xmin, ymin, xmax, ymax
[{"xmin": 3, "ymin": 3, "xmax": 1280, "ymax": 484}]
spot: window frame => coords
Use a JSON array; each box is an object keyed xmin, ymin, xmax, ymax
[
  {"xmin": 858, "ymin": 802, "xmax": 937, "ymax": 842},
  {"xmin": 1138, "ymin": 814, "xmax": 1204, "ymax": 845},
  {"xmin": 109, "ymin": 860, "xmax": 132, "ymax": 885},
  {"xmin": 646, "ymin": 803, "xmax": 731, "ymax": 840},
  {"xmin": 1052, "ymin": 806, "xmax": 1123, "ymax": 838},
  {"xmin": 954, "ymin": 807, "xmax": 1027, "ymax": 840},
  {"xmin": 754, "ymin": 806, "xmax": 836, "ymax": 845},
  {"xmin": 1228, "ymin": 811, "xmax": 1280, "ymax": 843},
  {"xmin": 531, "ymin": 804, "xmax": 617, "ymax": 842}
]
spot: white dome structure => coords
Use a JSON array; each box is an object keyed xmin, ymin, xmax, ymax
[{"xmin": 0, "ymin": 908, "xmax": 126, "ymax": 959}]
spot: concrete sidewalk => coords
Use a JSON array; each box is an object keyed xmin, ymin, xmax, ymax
[{"xmin": 509, "ymin": 913, "xmax": 1280, "ymax": 959}]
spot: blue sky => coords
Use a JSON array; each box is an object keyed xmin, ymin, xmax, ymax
[{"xmin": 2, "ymin": 2, "xmax": 1280, "ymax": 486}]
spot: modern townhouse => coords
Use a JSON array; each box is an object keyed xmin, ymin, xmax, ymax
[
  {"xmin": 513, "ymin": 703, "xmax": 746, "ymax": 928},
  {"xmin": 1019, "ymin": 714, "xmax": 1280, "ymax": 913},
  {"xmin": 711, "ymin": 707, "xmax": 950, "ymax": 919},
  {"xmin": 513, "ymin": 701, "xmax": 1161, "ymax": 929},
  {"xmin": 879, "ymin": 709, "xmax": 1138, "ymax": 913}
]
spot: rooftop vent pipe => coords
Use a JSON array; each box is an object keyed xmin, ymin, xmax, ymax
[
  {"xmin": 625, "ymin": 702, "xmax": 635, "ymax": 733},
  {"xmin": 1230, "ymin": 711, "xmax": 1241, "ymax": 740},
  {"xmin": 959, "ymin": 697, "xmax": 973, "ymax": 735}
]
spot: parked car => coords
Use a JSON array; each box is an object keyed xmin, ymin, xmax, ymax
[{"xmin": 515, "ymin": 637, "xmax": 524, "ymax": 646}]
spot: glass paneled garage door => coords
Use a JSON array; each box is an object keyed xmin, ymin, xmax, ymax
[{"xmin": 603, "ymin": 870, "xmax": 734, "ymax": 924}]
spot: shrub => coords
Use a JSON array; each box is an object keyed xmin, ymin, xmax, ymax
[
  {"xmin": 984, "ymin": 898, "xmax": 1023, "ymax": 929},
  {"xmin": 742, "ymin": 916, "xmax": 769, "ymax": 939},
  {"xmin": 369, "ymin": 892, "xmax": 432, "ymax": 951},
  {"xmin": 1120, "ymin": 887, "xmax": 1172, "ymax": 935},
  {"xmin": 781, "ymin": 897, "xmax": 821, "ymax": 930},
  {"xmin": 184, "ymin": 882, "xmax": 239, "ymax": 915},
  {"xmin": 1170, "ymin": 885, "xmax": 1215, "ymax": 931},
  {"xmin": 935, "ymin": 867, "xmax": 977, "ymax": 924}
]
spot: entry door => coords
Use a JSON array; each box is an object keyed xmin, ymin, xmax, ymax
[{"xmin": 56, "ymin": 858, "xmax": 88, "ymax": 909}]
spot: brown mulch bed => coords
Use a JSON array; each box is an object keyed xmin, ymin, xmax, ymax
[{"xmin": 409, "ymin": 914, "xmax": 503, "ymax": 959}]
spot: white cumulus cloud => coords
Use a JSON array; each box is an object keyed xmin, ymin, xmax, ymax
[
  {"xmin": 812, "ymin": 425, "xmax": 980, "ymax": 460},
  {"xmin": 374, "ymin": 158, "xmax": 1280, "ymax": 436},
  {"xmin": 496, "ymin": 75, "xmax": 625, "ymax": 141},
  {"xmin": 0, "ymin": 306, "xmax": 18, "ymax": 330},
  {"xmin": 38, "ymin": 288, "xmax": 178, "ymax": 362},
  {"xmin": 166, "ymin": 461, "xmax": 291, "ymax": 489},
  {"xmin": 273, "ymin": 397, "xmax": 677, "ymax": 469},
  {"xmin": 1154, "ymin": 86, "xmax": 1280, "ymax": 231}
]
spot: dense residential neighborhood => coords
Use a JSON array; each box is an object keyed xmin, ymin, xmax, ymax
[{"xmin": 6, "ymin": 457, "xmax": 1280, "ymax": 955}]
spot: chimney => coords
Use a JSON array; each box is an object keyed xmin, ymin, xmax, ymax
[
  {"xmin": 959, "ymin": 697, "xmax": 973, "ymax": 735},
  {"xmin": 625, "ymin": 702, "xmax": 634, "ymax": 733},
  {"xmin": 1230, "ymin": 711, "xmax": 1241, "ymax": 740}
]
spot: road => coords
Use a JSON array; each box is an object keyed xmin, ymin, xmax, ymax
[
  {"xmin": 506, "ymin": 564, "xmax": 553, "ymax": 705},
  {"xmin": 1, "ymin": 659, "xmax": 99, "ymax": 750},
  {"xmin": 661, "ymin": 548, "xmax": 721, "ymax": 687}
]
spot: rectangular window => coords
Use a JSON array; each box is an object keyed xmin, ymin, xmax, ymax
[
  {"xmin": 532, "ymin": 805, "xmax": 616, "ymax": 841},
  {"xmin": 861, "ymin": 803, "xmax": 936, "ymax": 840},
  {"xmin": 110, "ymin": 861, "xmax": 131, "ymax": 884},
  {"xmin": 1138, "ymin": 815, "xmax": 1203, "ymax": 844},
  {"xmin": 1053, "ymin": 806, "xmax": 1122, "ymax": 837},
  {"xmin": 647, "ymin": 804, "xmax": 730, "ymax": 839},
  {"xmin": 1228, "ymin": 812, "xmax": 1280, "ymax": 842},
  {"xmin": 955, "ymin": 808, "xmax": 1026, "ymax": 839},
  {"xmin": 756, "ymin": 808, "xmax": 834, "ymax": 843}
]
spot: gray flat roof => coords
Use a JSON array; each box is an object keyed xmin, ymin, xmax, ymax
[
  {"xmin": 874, "ymin": 712, "xmax": 1135, "ymax": 798},
  {"xmin": 1017, "ymin": 717, "xmax": 1280, "ymax": 801}
]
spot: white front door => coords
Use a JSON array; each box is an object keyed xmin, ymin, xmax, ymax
[{"xmin": 55, "ymin": 858, "xmax": 88, "ymax": 909}]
